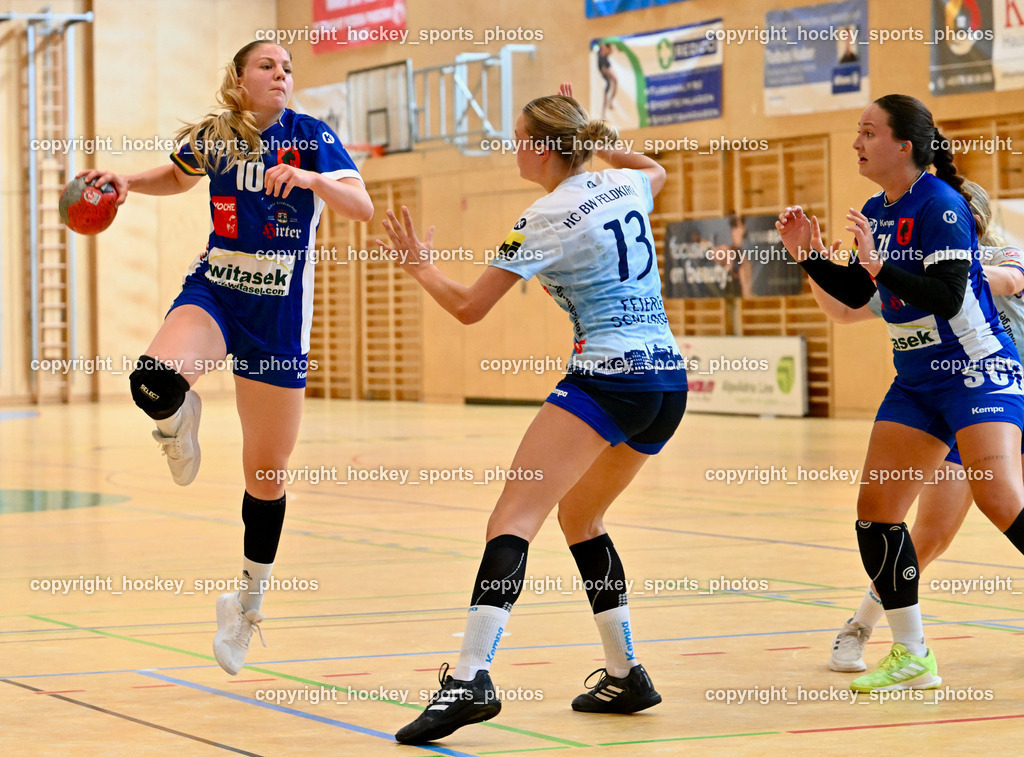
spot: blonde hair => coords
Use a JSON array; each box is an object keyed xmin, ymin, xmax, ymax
[
  {"xmin": 174, "ymin": 41, "xmax": 286, "ymax": 173},
  {"xmin": 963, "ymin": 179, "xmax": 1007, "ymax": 247},
  {"xmin": 522, "ymin": 95, "xmax": 617, "ymax": 172}
]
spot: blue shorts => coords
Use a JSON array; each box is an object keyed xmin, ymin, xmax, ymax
[
  {"xmin": 876, "ymin": 369, "xmax": 1024, "ymax": 450},
  {"xmin": 545, "ymin": 376, "xmax": 686, "ymax": 454},
  {"xmin": 169, "ymin": 276, "xmax": 310, "ymax": 389}
]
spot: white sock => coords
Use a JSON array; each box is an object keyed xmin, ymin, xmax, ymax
[
  {"xmin": 852, "ymin": 587, "xmax": 885, "ymax": 629},
  {"xmin": 240, "ymin": 558, "xmax": 274, "ymax": 613},
  {"xmin": 154, "ymin": 408, "xmax": 183, "ymax": 436},
  {"xmin": 886, "ymin": 604, "xmax": 927, "ymax": 656},
  {"xmin": 452, "ymin": 605, "xmax": 510, "ymax": 682},
  {"xmin": 595, "ymin": 606, "xmax": 639, "ymax": 678}
]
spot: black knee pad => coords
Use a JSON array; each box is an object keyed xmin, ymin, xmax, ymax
[
  {"xmin": 856, "ymin": 520, "xmax": 919, "ymax": 610},
  {"xmin": 129, "ymin": 355, "xmax": 189, "ymax": 420}
]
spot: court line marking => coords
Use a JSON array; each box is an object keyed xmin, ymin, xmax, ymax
[
  {"xmin": 789, "ymin": 712, "xmax": 1024, "ymax": 733},
  {"xmin": 0, "ymin": 676, "xmax": 261, "ymax": 755},
  {"xmin": 599, "ymin": 731, "xmax": 780, "ymax": 745},
  {"xmin": 9, "ymin": 613, "xmax": 1023, "ymax": 681},
  {"xmin": 613, "ymin": 522, "xmax": 1024, "ymax": 570},
  {"xmin": 136, "ymin": 670, "xmax": 484, "ymax": 757},
  {"xmin": 17, "ymin": 615, "xmax": 590, "ymax": 749}
]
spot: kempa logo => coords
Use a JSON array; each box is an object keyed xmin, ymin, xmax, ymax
[
  {"xmin": 622, "ymin": 620, "xmax": 635, "ymax": 660},
  {"xmin": 486, "ymin": 626, "xmax": 504, "ymax": 663},
  {"xmin": 971, "ymin": 406, "xmax": 1005, "ymax": 415}
]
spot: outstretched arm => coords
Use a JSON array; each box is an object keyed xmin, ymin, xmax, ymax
[
  {"xmin": 379, "ymin": 207, "xmax": 521, "ymax": 324},
  {"xmin": 78, "ymin": 164, "xmax": 202, "ymax": 204}
]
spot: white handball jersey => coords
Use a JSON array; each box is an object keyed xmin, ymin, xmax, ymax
[{"xmin": 489, "ymin": 168, "xmax": 686, "ymax": 391}]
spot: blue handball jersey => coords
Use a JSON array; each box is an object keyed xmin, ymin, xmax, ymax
[
  {"xmin": 863, "ymin": 172, "xmax": 1019, "ymax": 388},
  {"xmin": 489, "ymin": 168, "xmax": 687, "ymax": 391},
  {"xmin": 171, "ymin": 109, "xmax": 362, "ymax": 354}
]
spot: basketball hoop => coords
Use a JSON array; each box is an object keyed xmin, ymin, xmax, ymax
[{"xmin": 348, "ymin": 142, "xmax": 387, "ymax": 170}]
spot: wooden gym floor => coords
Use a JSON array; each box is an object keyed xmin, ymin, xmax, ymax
[{"xmin": 1, "ymin": 395, "xmax": 1022, "ymax": 755}]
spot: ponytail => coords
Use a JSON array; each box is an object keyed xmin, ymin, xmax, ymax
[
  {"xmin": 522, "ymin": 94, "xmax": 618, "ymax": 171},
  {"xmin": 173, "ymin": 41, "xmax": 284, "ymax": 173}
]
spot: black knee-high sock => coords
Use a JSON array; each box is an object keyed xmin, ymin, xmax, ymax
[
  {"xmin": 1004, "ymin": 508, "xmax": 1024, "ymax": 554},
  {"xmin": 242, "ymin": 491, "xmax": 287, "ymax": 563},
  {"xmin": 569, "ymin": 533, "xmax": 629, "ymax": 614},
  {"xmin": 856, "ymin": 521, "xmax": 919, "ymax": 609},
  {"xmin": 452, "ymin": 534, "xmax": 529, "ymax": 681},
  {"xmin": 470, "ymin": 534, "xmax": 529, "ymax": 610}
]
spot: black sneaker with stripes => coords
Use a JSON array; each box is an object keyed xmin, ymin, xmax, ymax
[
  {"xmin": 571, "ymin": 664, "xmax": 662, "ymax": 713},
  {"xmin": 395, "ymin": 663, "xmax": 502, "ymax": 744}
]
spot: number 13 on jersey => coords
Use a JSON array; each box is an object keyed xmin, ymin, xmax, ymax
[{"xmin": 603, "ymin": 211, "xmax": 654, "ymax": 282}]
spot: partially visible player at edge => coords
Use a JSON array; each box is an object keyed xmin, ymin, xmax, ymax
[
  {"xmin": 379, "ymin": 82, "xmax": 687, "ymax": 744},
  {"xmin": 808, "ymin": 181, "xmax": 1024, "ymax": 673},
  {"xmin": 79, "ymin": 41, "xmax": 372, "ymax": 675},
  {"xmin": 777, "ymin": 94, "xmax": 1024, "ymax": 693}
]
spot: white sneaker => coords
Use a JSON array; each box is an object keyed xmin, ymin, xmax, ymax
[
  {"xmin": 213, "ymin": 591, "xmax": 265, "ymax": 675},
  {"xmin": 151, "ymin": 390, "xmax": 201, "ymax": 486},
  {"xmin": 830, "ymin": 618, "xmax": 872, "ymax": 672}
]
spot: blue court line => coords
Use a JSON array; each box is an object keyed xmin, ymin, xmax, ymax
[
  {"xmin": 7, "ymin": 616, "xmax": 1023, "ymax": 680},
  {"xmin": 136, "ymin": 670, "xmax": 481, "ymax": 757},
  {"xmin": 612, "ymin": 522, "xmax": 1024, "ymax": 571},
  {"xmin": 0, "ymin": 584, "xmax": 875, "ymax": 635},
  {"xmin": 0, "ymin": 410, "xmax": 38, "ymax": 422}
]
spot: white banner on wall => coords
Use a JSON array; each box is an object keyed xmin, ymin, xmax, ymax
[
  {"xmin": 291, "ymin": 83, "xmax": 349, "ymax": 143},
  {"xmin": 677, "ymin": 336, "xmax": 808, "ymax": 416}
]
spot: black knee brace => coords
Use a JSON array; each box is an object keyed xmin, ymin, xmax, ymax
[
  {"xmin": 856, "ymin": 520, "xmax": 919, "ymax": 610},
  {"xmin": 129, "ymin": 355, "xmax": 189, "ymax": 420}
]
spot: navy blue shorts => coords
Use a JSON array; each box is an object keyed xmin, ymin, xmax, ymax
[
  {"xmin": 169, "ymin": 277, "xmax": 310, "ymax": 389},
  {"xmin": 544, "ymin": 375, "xmax": 686, "ymax": 454}
]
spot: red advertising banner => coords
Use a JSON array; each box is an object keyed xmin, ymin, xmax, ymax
[{"xmin": 311, "ymin": 0, "xmax": 407, "ymax": 53}]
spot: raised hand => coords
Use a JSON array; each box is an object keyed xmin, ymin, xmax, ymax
[
  {"xmin": 377, "ymin": 206, "xmax": 436, "ymax": 268},
  {"xmin": 845, "ymin": 208, "xmax": 881, "ymax": 276},
  {"xmin": 775, "ymin": 206, "xmax": 813, "ymax": 262}
]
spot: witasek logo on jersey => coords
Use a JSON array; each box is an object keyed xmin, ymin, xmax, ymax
[
  {"xmin": 204, "ymin": 248, "xmax": 293, "ymax": 296},
  {"xmin": 887, "ymin": 314, "xmax": 942, "ymax": 352}
]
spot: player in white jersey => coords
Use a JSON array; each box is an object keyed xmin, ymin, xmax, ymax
[
  {"xmin": 379, "ymin": 84, "xmax": 686, "ymax": 744},
  {"xmin": 778, "ymin": 95, "xmax": 1024, "ymax": 692},
  {"xmin": 801, "ymin": 181, "xmax": 1024, "ymax": 671},
  {"xmin": 79, "ymin": 41, "xmax": 372, "ymax": 675}
]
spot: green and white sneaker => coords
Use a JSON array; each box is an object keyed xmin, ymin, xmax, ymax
[{"xmin": 850, "ymin": 643, "xmax": 941, "ymax": 693}]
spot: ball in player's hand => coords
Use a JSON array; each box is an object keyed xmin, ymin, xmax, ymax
[{"xmin": 59, "ymin": 177, "xmax": 118, "ymax": 234}]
